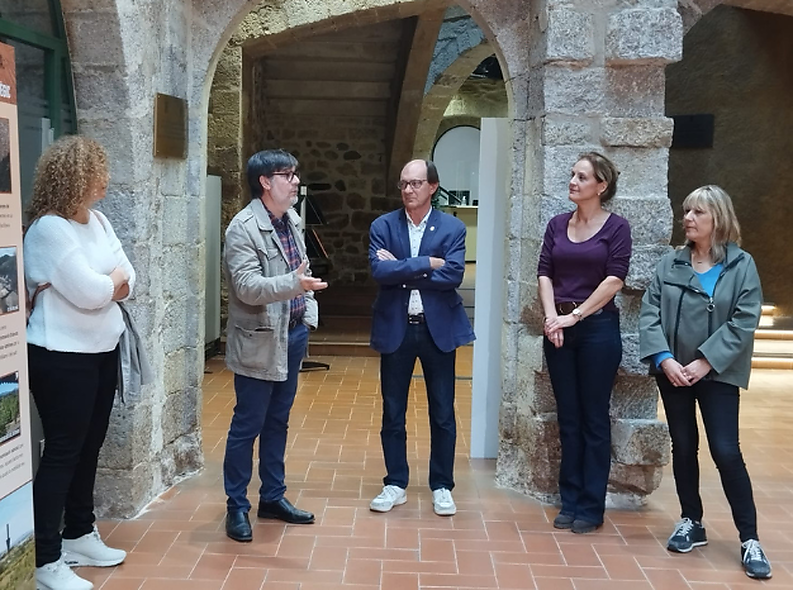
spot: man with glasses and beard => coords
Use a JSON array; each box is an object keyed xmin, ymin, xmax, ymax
[
  {"xmin": 368, "ymin": 159, "xmax": 475, "ymax": 517},
  {"xmin": 222, "ymin": 149, "xmax": 327, "ymax": 542}
]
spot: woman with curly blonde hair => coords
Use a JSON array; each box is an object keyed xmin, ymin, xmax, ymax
[{"xmin": 25, "ymin": 135, "xmax": 133, "ymax": 590}]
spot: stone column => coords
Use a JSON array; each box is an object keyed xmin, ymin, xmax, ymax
[
  {"xmin": 495, "ymin": 0, "xmax": 683, "ymax": 505},
  {"xmin": 62, "ymin": 0, "xmax": 204, "ymax": 517}
]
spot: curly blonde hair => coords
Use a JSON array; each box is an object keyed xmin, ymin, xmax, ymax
[{"xmin": 26, "ymin": 135, "xmax": 109, "ymax": 221}]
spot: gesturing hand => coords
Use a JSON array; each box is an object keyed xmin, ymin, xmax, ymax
[{"xmin": 296, "ymin": 259, "xmax": 328, "ymax": 292}]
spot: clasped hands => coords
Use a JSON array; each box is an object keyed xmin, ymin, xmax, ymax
[
  {"xmin": 376, "ymin": 248, "xmax": 445, "ymax": 269},
  {"xmin": 543, "ymin": 314, "xmax": 578, "ymax": 349},
  {"xmin": 660, "ymin": 357, "xmax": 712, "ymax": 387}
]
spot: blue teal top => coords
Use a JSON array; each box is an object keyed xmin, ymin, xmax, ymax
[{"xmin": 653, "ymin": 263, "xmax": 724, "ymax": 368}]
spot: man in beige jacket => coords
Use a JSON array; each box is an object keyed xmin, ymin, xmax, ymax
[{"xmin": 222, "ymin": 149, "xmax": 327, "ymax": 542}]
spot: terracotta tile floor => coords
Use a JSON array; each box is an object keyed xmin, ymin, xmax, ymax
[{"xmin": 79, "ymin": 354, "xmax": 793, "ymax": 589}]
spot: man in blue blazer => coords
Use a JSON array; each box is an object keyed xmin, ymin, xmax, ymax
[{"xmin": 369, "ymin": 159, "xmax": 475, "ymax": 516}]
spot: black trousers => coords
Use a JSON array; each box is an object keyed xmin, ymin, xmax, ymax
[
  {"xmin": 657, "ymin": 375, "xmax": 758, "ymax": 541},
  {"xmin": 29, "ymin": 344, "xmax": 119, "ymax": 567}
]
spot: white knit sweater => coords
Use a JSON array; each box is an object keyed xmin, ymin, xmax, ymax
[{"xmin": 24, "ymin": 211, "xmax": 136, "ymax": 353}]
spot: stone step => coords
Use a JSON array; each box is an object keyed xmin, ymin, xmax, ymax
[
  {"xmin": 752, "ymin": 356, "xmax": 793, "ymax": 370},
  {"xmin": 308, "ymin": 341, "xmax": 378, "ymax": 357}
]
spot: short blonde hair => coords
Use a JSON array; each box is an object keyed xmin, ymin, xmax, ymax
[
  {"xmin": 682, "ymin": 185, "xmax": 741, "ymax": 263},
  {"xmin": 26, "ymin": 135, "xmax": 109, "ymax": 222}
]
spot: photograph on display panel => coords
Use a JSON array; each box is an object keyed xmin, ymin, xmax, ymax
[
  {"xmin": 0, "ymin": 482, "xmax": 35, "ymax": 590},
  {"xmin": 0, "ymin": 248, "xmax": 17, "ymax": 316}
]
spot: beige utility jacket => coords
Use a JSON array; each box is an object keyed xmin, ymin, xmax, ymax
[{"xmin": 223, "ymin": 198, "xmax": 318, "ymax": 381}]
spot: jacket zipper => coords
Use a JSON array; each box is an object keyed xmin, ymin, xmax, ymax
[{"xmin": 668, "ymin": 252, "xmax": 744, "ymax": 359}]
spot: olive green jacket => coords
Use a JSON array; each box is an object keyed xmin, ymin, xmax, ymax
[{"xmin": 638, "ymin": 243, "xmax": 762, "ymax": 389}]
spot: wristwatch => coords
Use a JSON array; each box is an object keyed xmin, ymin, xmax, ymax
[{"xmin": 571, "ymin": 308, "xmax": 583, "ymax": 321}]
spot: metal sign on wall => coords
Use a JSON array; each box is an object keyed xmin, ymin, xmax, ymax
[
  {"xmin": 153, "ymin": 93, "xmax": 187, "ymax": 159},
  {"xmin": 0, "ymin": 40, "xmax": 36, "ymax": 590}
]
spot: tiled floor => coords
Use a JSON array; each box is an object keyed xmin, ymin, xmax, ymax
[{"xmin": 79, "ymin": 355, "xmax": 793, "ymax": 589}]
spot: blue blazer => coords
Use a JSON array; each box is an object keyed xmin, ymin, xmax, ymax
[{"xmin": 369, "ymin": 208, "xmax": 475, "ymax": 354}]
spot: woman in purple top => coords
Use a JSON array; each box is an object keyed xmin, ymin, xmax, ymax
[{"xmin": 537, "ymin": 152, "xmax": 632, "ymax": 534}]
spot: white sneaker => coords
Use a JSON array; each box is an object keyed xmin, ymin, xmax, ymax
[
  {"xmin": 370, "ymin": 485, "xmax": 407, "ymax": 512},
  {"xmin": 62, "ymin": 526, "xmax": 126, "ymax": 567},
  {"xmin": 432, "ymin": 488, "xmax": 457, "ymax": 516},
  {"xmin": 35, "ymin": 557, "xmax": 93, "ymax": 590}
]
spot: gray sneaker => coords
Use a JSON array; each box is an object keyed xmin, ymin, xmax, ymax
[
  {"xmin": 667, "ymin": 518, "xmax": 707, "ymax": 553},
  {"xmin": 741, "ymin": 539, "xmax": 772, "ymax": 579}
]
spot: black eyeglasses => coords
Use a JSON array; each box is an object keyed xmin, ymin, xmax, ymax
[
  {"xmin": 397, "ymin": 179, "xmax": 428, "ymax": 191},
  {"xmin": 271, "ymin": 170, "xmax": 300, "ymax": 183}
]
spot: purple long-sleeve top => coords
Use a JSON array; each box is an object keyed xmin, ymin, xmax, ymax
[{"xmin": 537, "ymin": 212, "xmax": 632, "ymax": 313}]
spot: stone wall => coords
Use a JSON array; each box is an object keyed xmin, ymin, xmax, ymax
[
  {"xmin": 493, "ymin": 0, "xmax": 682, "ymax": 505},
  {"xmin": 62, "ymin": 0, "xmax": 204, "ymax": 517},
  {"xmin": 666, "ymin": 5, "xmax": 793, "ymax": 314}
]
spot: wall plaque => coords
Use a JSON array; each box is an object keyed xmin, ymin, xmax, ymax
[{"xmin": 153, "ymin": 93, "xmax": 187, "ymax": 158}]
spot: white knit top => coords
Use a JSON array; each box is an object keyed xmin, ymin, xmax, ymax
[{"xmin": 24, "ymin": 210, "xmax": 136, "ymax": 353}]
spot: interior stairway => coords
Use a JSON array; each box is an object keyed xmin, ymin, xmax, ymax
[{"xmin": 752, "ymin": 304, "xmax": 793, "ymax": 369}]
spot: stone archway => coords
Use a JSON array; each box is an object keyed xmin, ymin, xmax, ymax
[
  {"xmin": 412, "ymin": 40, "xmax": 496, "ymax": 159},
  {"xmin": 59, "ymin": 0, "xmax": 686, "ymax": 517}
]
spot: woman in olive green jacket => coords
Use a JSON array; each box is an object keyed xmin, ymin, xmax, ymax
[{"xmin": 639, "ymin": 185, "xmax": 771, "ymax": 580}]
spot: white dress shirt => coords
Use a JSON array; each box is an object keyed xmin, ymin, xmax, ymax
[{"xmin": 406, "ymin": 208, "xmax": 432, "ymax": 316}]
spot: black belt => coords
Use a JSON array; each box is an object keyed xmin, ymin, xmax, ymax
[
  {"xmin": 555, "ymin": 302, "xmax": 579, "ymax": 315},
  {"xmin": 288, "ymin": 316, "xmax": 304, "ymax": 329},
  {"xmin": 408, "ymin": 313, "xmax": 426, "ymax": 324}
]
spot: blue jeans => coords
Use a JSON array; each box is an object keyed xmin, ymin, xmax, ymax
[
  {"xmin": 657, "ymin": 375, "xmax": 758, "ymax": 541},
  {"xmin": 223, "ymin": 323, "xmax": 309, "ymax": 511},
  {"xmin": 544, "ymin": 311, "xmax": 621, "ymax": 524},
  {"xmin": 380, "ymin": 322, "xmax": 457, "ymax": 491}
]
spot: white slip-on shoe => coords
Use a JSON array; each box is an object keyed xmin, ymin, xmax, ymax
[
  {"xmin": 61, "ymin": 526, "xmax": 126, "ymax": 567},
  {"xmin": 370, "ymin": 485, "xmax": 407, "ymax": 512},
  {"xmin": 432, "ymin": 488, "xmax": 457, "ymax": 516},
  {"xmin": 35, "ymin": 556, "xmax": 94, "ymax": 590}
]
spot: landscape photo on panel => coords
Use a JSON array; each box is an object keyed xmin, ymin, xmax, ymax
[
  {"xmin": 0, "ymin": 247, "xmax": 17, "ymax": 316},
  {"xmin": 0, "ymin": 372, "xmax": 19, "ymax": 446}
]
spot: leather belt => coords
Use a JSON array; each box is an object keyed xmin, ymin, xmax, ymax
[
  {"xmin": 555, "ymin": 302, "xmax": 602, "ymax": 317},
  {"xmin": 555, "ymin": 302, "xmax": 579, "ymax": 315},
  {"xmin": 408, "ymin": 313, "xmax": 426, "ymax": 324}
]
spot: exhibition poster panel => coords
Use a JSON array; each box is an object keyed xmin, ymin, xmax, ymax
[{"xmin": 0, "ymin": 41, "xmax": 36, "ymax": 590}]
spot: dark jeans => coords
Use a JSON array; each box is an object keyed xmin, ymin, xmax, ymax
[
  {"xmin": 657, "ymin": 375, "xmax": 758, "ymax": 541},
  {"xmin": 29, "ymin": 344, "xmax": 119, "ymax": 567},
  {"xmin": 223, "ymin": 323, "xmax": 309, "ymax": 512},
  {"xmin": 380, "ymin": 322, "xmax": 456, "ymax": 491},
  {"xmin": 544, "ymin": 311, "xmax": 621, "ymax": 524}
]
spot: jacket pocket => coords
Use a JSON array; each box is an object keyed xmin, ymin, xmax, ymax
[{"xmin": 235, "ymin": 325, "xmax": 277, "ymax": 370}]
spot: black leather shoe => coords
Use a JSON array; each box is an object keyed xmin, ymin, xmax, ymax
[
  {"xmin": 226, "ymin": 510, "xmax": 252, "ymax": 542},
  {"xmin": 257, "ymin": 497, "xmax": 315, "ymax": 524}
]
